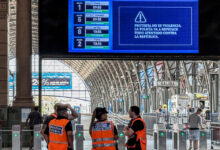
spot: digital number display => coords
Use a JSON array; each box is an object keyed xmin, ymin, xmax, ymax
[{"xmin": 68, "ymin": 0, "xmax": 199, "ymax": 53}]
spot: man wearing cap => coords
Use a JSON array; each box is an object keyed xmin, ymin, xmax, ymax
[
  {"xmin": 90, "ymin": 107, "xmax": 118, "ymax": 150},
  {"xmin": 44, "ymin": 105, "xmax": 73, "ymax": 150}
]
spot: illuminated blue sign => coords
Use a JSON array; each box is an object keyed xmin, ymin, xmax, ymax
[
  {"xmin": 68, "ymin": 0, "xmax": 198, "ymax": 53},
  {"xmin": 74, "ymin": 106, "xmax": 81, "ymax": 113},
  {"xmin": 9, "ymin": 73, "xmax": 72, "ymax": 90}
]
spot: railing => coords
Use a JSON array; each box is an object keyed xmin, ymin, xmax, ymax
[{"xmin": 108, "ymin": 112, "xmax": 130, "ymax": 125}]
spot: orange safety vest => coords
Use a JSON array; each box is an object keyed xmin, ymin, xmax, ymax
[
  {"xmin": 91, "ymin": 121, "xmax": 116, "ymax": 150},
  {"xmin": 48, "ymin": 118, "xmax": 70, "ymax": 150},
  {"xmin": 126, "ymin": 118, "xmax": 147, "ymax": 150}
]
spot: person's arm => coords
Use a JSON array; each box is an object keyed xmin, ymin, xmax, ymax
[
  {"xmin": 89, "ymin": 109, "xmax": 96, "ymax": 136},
  {"xmin": 66, "ymin": 104, "xmax": 79, "ymax": 120},
  {"xmin": 113, "ymin": 126, "xmax": 119, "ymax": 140},
  {"xmin": 41, "ymin": 124, "xmax": 49, "ymax": 143},
  {"xmin": 124, "ymin": 127, "xmax": 134, "ymax": 136},
  {"xmin": 124, "ymin": 120, "xmax": 144, "ymax": 137},
  {"xmin": 67, "ymin": 131, "xmax": 73, "ymax": 149},
  {"xmin": 41, "ymin": 116, "xmax": 50, "ymax": 142},
  {"xmin": 25, "ymin": 113, "xmax": 30, "ymax": 127},
  {"xmin": 199, "ymin": 116, "xmax": 205, "ymax": 129},
  {"xmin": 65, "ymin": 121, "xmax": 73, "ymax": 150},
  {"xmin": 43, "ymin": 124, "xmax": 49, "ymax": 144}
]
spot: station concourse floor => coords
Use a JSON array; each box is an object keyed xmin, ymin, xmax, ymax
[{"xmin": 2, "ymin": 115, "xmax": 220, "ymax": 150}]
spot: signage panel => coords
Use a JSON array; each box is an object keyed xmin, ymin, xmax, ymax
[
  {"xmin": 9, "ymin": 72, "xmax": 72, "ymax": 90},
  {"xmin": 68, "ymin": 0, "xmax": 198, "ymax": 53},
  {"xmin": 157, "ymin": 81, "xmax": 179, "ymax": 87}
]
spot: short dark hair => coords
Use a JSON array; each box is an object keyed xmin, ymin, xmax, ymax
[
  {"xmin": 197, "ymin": 108, "xmax": 202, "ymax": 112},
  {"xmin": 34, "ymin": 106, "xmax": 38, "ymax": 111},
  {"xmin": 130, "ymin": 106, "xmax": 140, "ymax": 116},
  {"xmin": 95, "ymin": 107, "xmax": 108, "ymax": 120},
  {"xmin": 54, "ymin": 103, "xmax": 62, "ymax": 110},
  {"xmin": 57, "ymin": 105, "xmax": 67, "ymax": 116}
]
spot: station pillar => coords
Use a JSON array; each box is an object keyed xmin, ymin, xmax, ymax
[
  {"xmin": 13, "ymin": 0, "xmax": 34, "ymax": 107},
  {"xmin": 218, "ymin": 61, "xmax": 220, "ymax": 113},
  {"xmin": 0, "ymin": 0, "xmax": 8, "ymax": 107}
]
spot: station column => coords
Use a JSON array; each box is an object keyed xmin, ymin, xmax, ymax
[
  {"xmin": 219, "ymin": 61, "xmax": 220, "ymax": 113},
  {"xmin": 13, "ymin": 0, "xmax": 34, "ymax": 107},
  {"xmin": 0, "ymin": 0, "xmax": 8, "ymax": 106}
]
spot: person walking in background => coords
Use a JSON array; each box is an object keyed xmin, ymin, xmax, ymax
[
  {"xmin": 188, "ymin": 108, "xmax": 205, "ymax": 150},
  {"xmin": 90, "ymin": 107, "xmax": 118, "ymax": 150},
  {"xmin": 124, "ymin": 106, "xmax": 146, "ymax": 150},
  {"xmin": 44, "ymin": 105, "xmax": 73, "ymax": 150},
  {"xmin": 205, "ymin": 107, "xmax": 211, "ymax": 121},
  {"xmin": 156, "ymin": 105, "xmax": 162, "ymax": 113},
  {"xmin": 26, "ymin": 106, "xmax": 42, "ymax": 150},
  {"xmin": 41, "ymin": 103, "xmax": 78, "ymax": 145}
]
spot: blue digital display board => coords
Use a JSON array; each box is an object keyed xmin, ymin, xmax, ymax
[{"xmin": 68, "ymin": 0, "xmax": 198, "ymax": 54}]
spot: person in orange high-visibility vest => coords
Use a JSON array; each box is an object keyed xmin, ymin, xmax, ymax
[
  {"xmin": 124, "ymin": 106, "xmax": 146, "ymax": 150},
  {"xmin": 41, "ymin": 103, "xmax": 78, "ymax": 145},
  {"xmin": 89, "ymin": 107, "xmax": 119, "ymax": 150},
  {"xmin": 44, "ymin": 105, "xmax": 73, "ymax": 150}
]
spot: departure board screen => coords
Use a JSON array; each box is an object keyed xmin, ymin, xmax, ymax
[{"xmin": 68, "ymin": 0, "xmax": 199, "ymax": 53}]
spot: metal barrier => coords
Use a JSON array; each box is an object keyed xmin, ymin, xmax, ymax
[
  {"xmin": 173, "ymin": 130, "xmax": 187, "ymax": 150},
  {"xmin": 154, "ymin": 124, "xmax": 167, "ymax": 150},
  {"xmin": 0, "ymin": 124, "xmax": 220, "ymax": 150},
  {"xmin": 75, "ymin": 124, "xmax": 84, "ymax": 150},
  {"xmin": 108, "ymin": 112, "xmax": 129, "ymax": 125},
  {"xmin": 117, "ymin": 124, "xmax": 125, "ymax": 149},
  {"xmin": 12, "ymin": 125, "xmax": 21, "ymax": 150},
  {"xmin": 33, "ymin": 124, "xmax": 41, "ymax": 150},
  {"xmin": 200, "ymin": 130, "xmax": 208, "ymax": 150}
]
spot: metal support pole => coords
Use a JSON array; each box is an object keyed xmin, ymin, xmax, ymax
[
  {"xmin": 192, "ymin": 62, "xmax": 197, "ymax": 93},
  {"xmin": 39, "ymin": 57, "xmax": 42, "ymax": 114},
  {"xmin": 165, "ymin": 87, "xmax": 169, "ymax": 126},
  {"xmin": 176, "ymin": 61, "xmax": 181, "ymax": 94}
]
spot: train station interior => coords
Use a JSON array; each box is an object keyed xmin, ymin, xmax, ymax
[{"xmin": 0, "ymin": 0, "xmax": 220, "ymax": 150}]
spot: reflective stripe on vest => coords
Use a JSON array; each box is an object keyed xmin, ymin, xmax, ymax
[
  {"xmin": 92, "ymin": 137, "xmax": 115, "ymax": 142},
  {"xmin": 91, "ymin": 121, "xmax": 115, "ymax": 150},
  {"xmin": 93, "ymin": 143, "xmax": 116, "ymax": 148},
  {"xmin": 50, "ymin": 140, "xmax": 68, "ymax": 144}
]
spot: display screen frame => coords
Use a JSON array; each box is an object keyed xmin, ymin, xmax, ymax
[
  {"xmin": 39, "ymin": 0, "xmax": 220, "ymax": 59},
  {"xmin": 68, "ymin": 0, "xmax": 199, "ymax": 54}
]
